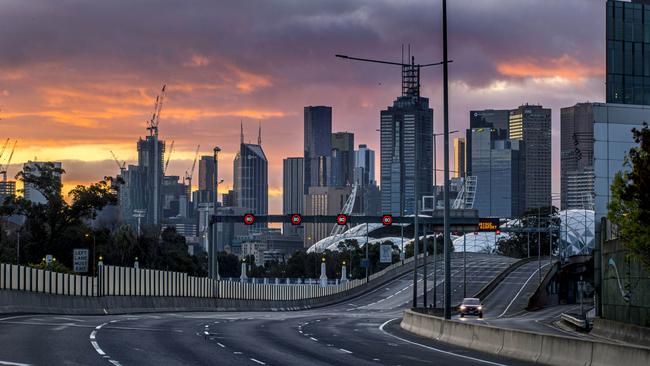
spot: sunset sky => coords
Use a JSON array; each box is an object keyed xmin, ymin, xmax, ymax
[{"xmin": 0, "ymin": 0, "xmax": 604, "ymax": 213}]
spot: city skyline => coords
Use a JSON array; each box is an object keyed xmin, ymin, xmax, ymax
[{"xmin": 0, "ymin": 0, "xmax": 605, "ymax": 213}]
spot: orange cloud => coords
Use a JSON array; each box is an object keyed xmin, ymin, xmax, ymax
[{"xmin": 496, "ymin": 55, "xmax": 603, "ymax": 80}]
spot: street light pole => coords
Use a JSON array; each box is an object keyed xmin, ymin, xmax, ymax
[{"xmin": 442, "ymin": 0, "xmax": 453, "ymax": 320}]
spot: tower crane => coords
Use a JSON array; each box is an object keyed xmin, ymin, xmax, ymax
[
  {"xmin": 164, "ymin": 140, "xmax": 174, "ymax": 175},
  {"xmin": 0, "ymin": 138, "xmax": 9, "ymax": 162},
  {"xmin": 110, "ymin": 150, "xmax": 126, "ymax": 174},
  {"xmin": 147, "ymin": 84, "xmax": 166, "ymax": 137},
  {"xmin": 185, "ymin": 145, "xmax": 200, "ymax": 193},
  {"xmin": 0, "ymin": 140, "xmax": 17, "ymax": 182}
]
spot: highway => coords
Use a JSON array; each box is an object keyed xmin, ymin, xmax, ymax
[{"xmin": 0, "ymin": 253, "xmax": 539, "ymax": 366}]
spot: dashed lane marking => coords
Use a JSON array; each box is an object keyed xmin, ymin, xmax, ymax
[
  {"xmin": 0, "ymin": 361, "xmax": 32, "ymax": 366},
  {"xmin": 250, "ymin": 358, "xmax": 266, "ymax": 365},
  {"xmin": 339, "ymin": 348, "xmax": 353, "ymax": 354}
]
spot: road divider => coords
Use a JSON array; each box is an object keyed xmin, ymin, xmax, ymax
[{"xmin": 401, "ymin": 309, "xmax": 650, "ymax": 366}]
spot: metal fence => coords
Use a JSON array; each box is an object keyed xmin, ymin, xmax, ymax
[{"xmin": 1, "ymin": 254, "xmax": 419, "ymax": 301}]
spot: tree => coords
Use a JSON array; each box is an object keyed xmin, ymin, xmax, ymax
[
  {"xmin": 496, "ymin": 206, "xmax": 559, "ymax": 259},
  {"xmin": 608, "ymin": 123, "xmax": 650, "ymax": 270},
  {"xmin": 0, "ymin": 163, "xmax": 117, "ymax": 267}
]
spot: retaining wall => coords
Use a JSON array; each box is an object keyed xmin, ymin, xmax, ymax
[{"xmin": 401, "ymin": 309, "xmax": 650, "ymax": 366}]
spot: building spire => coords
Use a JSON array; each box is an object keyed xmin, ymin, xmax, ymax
[
  {"xmin": 240, "ymin": 120, "xmax": 244, "ymax": 145},
  {"xmin": 257, "ymin": 121, "xmax": 262, "ymax": 145}
]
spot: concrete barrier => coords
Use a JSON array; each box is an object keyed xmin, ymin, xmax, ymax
[{"xmin": 400, "ymin": 309, "xmax": 650, "ymax": 366}]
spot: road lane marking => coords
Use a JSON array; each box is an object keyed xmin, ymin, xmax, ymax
[
  {"xmin": 108, "ymin": 360, "xmax": 122, "ymax": 366},
  {"xmin": 310, "ymin": 337, "xmax": 318, "ymax": 342},
  {"xmin": 0, "ymin": 361, "xmax": 32, "ymax": 366},
  {"xmin": 378, "ymin": 318, "xmax": 508, "ymax": 366},
  {"xmin": 497, "ymin": 262, "xmax": 551, "ymax": 318},
  {"xmin": 250, "ymin": 358, "xmax": 266, "ymax": 364},
  {"xmin": 339, "ymin": 348, "xmax": 353, "ymax": 354},
  {"xmin": 217, "ymin": 342, "xmax": 226, "ymax": 348},
  {"xmin": 90, "ymin": 341, "xmax": 106, "ymax": 356}
]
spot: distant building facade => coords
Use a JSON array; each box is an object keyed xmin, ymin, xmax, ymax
[
  {"xmin": 380, "ymin": 95, "xmax": 433, "ymax": 216},
  {"xmin": 509, "ymin": 104, "xmax": 552, "ymax": 211},
  {"xmin": 282, "ymin": 157, "xmax": 304, "ymax": 236},
  {"xmin": 453, "ymin": 137, "xmax": 466, "ymax": 178},
  {"xmin": 304, "ymin": 106, "xmax": 332, "ymax": 191},
  {"xmin": 304, "ymin": 186, "xmax": 352, "ymax": 248},
  {"xmin": 561, "ymin": 103, "xmax": 596, "ymax": 210},
  {"xmin": 331, "ymin": 132, "xmax": 355, "ymax": 186}
]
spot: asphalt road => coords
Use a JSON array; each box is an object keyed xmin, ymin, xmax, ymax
[{"xmin": 0, "ymin": 253, "xmax": 541, "ymax": 366}]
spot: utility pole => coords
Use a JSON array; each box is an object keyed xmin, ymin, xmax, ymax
[{"xmin": 442, "ymin": 0, "xmax": 453, "ymax": 320}]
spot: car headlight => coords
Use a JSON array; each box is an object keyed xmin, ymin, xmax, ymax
[
  {"xmin": 478, "ymin": 306, "xmax": 483, "ymax": 310},
  {"xmin": 460, "ymin": 305, "xmax": 466, "ymax": 310}
]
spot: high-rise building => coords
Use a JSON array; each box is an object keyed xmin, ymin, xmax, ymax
[
  {"xmin": 304, "ymin": 186, "xmax": 352, "ymax": 247},
  {"xmin": 561, "ymin": 103, "xmax": 596, "ymax": 210},
  {"xmin": 354, "ymin": 144, "xmax": 375, "ymax": 186},
  {"xmin": 136, "ymin": 135, "xmax": 166, "ymax": 225},
  {"xmin": 606, "ymin": 0, "xmax": 650, "ymax": 105},
  {"xmin": 592, "ymin": 103, "xmax": 650, "ymax": 220},
  {"xmin": 453, "ymin": 138, "xmax": 466, "ymax": 178},
  {"xmin": 380, "ymin": 93, "xmax": 433, "ymax": 216},
  {"xmin": 22, "ymin": 161, "xmax": 62, "ymax": 204},
  {"xmin": 304, "ymin": 106, "xmax": 332, "ymax": 191},
  {"xmin": 509, "ymin": 104, "xmax": 552, "ymax": 211},
  {"xmin": 470, "ymin": 129, "xmax": 525, "ymax": 218},
  {"xmin": 222, "ymin": 189, "xmax": 236, "ymax": 207},
  {"xmin": 283, "ymin": 157, "xmax": 304, "ymax": 236},
  {"xmin": 162, "ymin": 175, "xmax": 189, "ymax": 219},
  {"xmin": 234, "ymin": 128, "xmax": 268, "ymax": 224},
  {"xmin": 466, "ymin": 110, "xmax": 510, "ymax": 175},
  {"xmin": 331, "ymin": 132, "xmax": 354, "ymax": 186},
  {"xmin": 196, "ymin": 155, "xmax": 215, "ymax": 204}
]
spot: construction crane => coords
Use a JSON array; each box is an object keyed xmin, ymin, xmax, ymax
[
  {"xmin": 146, "ymin": 84, "xmax": 166, "ymax": 137},
  {"xmin": 0, "ymin": 140, "xmax": 17, "ymax": 182},
  {"xmin": 0, "ymin": 138, "xmax": 9, "ymax": 162},
  {"xmin": 184, "ymin": 144, "xmax": 200, "ymax": 193},
  {"xmin": 110, "ymin": 150, "xmax": 126, "ymax": 174},
  {"xmin": 164, "ymin": 140, "xmax": 174, "ymax": 175}
]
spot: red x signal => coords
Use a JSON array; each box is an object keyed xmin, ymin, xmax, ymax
[{"xmin": 336, "ymin": 214, "xmax": 348, "ymax": 225}]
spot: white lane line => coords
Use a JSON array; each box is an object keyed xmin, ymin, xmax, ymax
[
  {"xmin": 309, "ymin": 337, "xmax": 318, "ymax": 342},
  {"xmin": 90, "ymin": 341, "xmax": 106, "ymax": 356},
  {"xmin": 217, "ymin": 342, "xmax": 226, "ymax": 348},
  {"xmin": 90, "ymin": 331, "xmax": 97, "ymax": 340},
  {"xmin": 378, "ymin": 318, "xmax": 508, "ymax": 366},
  {"xmin": 108, "ymin": 360, "xmax": 122, "ymax": 366},
  {"xmin": 233, "ymin": 352, "xmax": 243, "ymax": 355},
  {"xmin": 339, "ymin": 348, "xmax": 353, "ymax": 354},
  {"xmin": 250, "ymin": 358, "xmax": 266, "ymax": 365},
  {"xmin": 0, "ymin": 361, "xmax": 32, "ymax": 366},
  {"xmin": 497, "ymin": 262, "xmax": 551, "ymax": 318}
]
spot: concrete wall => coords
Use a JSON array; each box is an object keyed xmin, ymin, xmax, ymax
[
  {"xmin": 602, "ymin": 239, "xmax": 650, "ymax": 327},
  {"xmin": 401, "ymin": 309, "xmax": 650, "ymax": 366}
]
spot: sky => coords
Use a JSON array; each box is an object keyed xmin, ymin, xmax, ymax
[{"xmin": 0, "ymin": 0, "xmax": 605, "ymax": 213}]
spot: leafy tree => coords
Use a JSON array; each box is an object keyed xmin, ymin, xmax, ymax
[
  {"xmin": 0, "ymin": 163, "xmax": 117, "ymax": 267},
  {"xmin": 608, "ymin": 123, "xmax": 650, "ymax": 270}
]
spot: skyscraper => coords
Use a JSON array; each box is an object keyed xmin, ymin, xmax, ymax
[
  {"xmin": 283, "ymin": 157, "xmax": 304, "ymax": 236},
  {"xmin": 606, "ymin": 0, "xmax": 650, "ymax": 105},
  {"xmin": 304, "ymin": 106, "xmax": 332, "ymax": 191},
  {"xmin": 354, "ymin": 144, "xmax": 375, "ymax": 186},
  {"xmin": 234, "ymin": 128, "xmax": 268, "ymax": 222},
  {"xmin": 470, "ymin": 129, "xmax": 525, "ymax": 218},
  {"xmin": 453, "ymin": 138, "xmax": 466, "ymax": 178},
  {"xmin": 380, "ymin": 90, "xmax": 433, "ymax": 216},
  {"xmin": 509, "ymin": 104, "xmax": 552, "ymax": 211},
  {"xmin": 561, "ymin": 103, "xmax": 596, "ymax": 210},
  {"xmin": 466, "ymin": 110, "xmax": 510, "ymax": 176},
  {"xmin": 331, "ymin": 132, "xmax": 354, "ymax": 186},
  {"xmin": 197, "ymin": 155, "xmax": 215, "ymax": 204},
  {"xmin": 136, "ymin": 135, "xmax": 166, "ymax": 225}
]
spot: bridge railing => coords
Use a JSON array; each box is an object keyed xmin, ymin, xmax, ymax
[{"xmin": 1, "ymin": 254, "xmax": 422, "ymax": 300}]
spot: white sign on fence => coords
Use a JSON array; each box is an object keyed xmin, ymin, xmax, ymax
[
  {"xmin": 380, "ymin": 244, "xmax": 392, "ymax": 263},
  {"xmin": 73, "ymin": 249, "xmax": 89, "ymax": 273}
]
